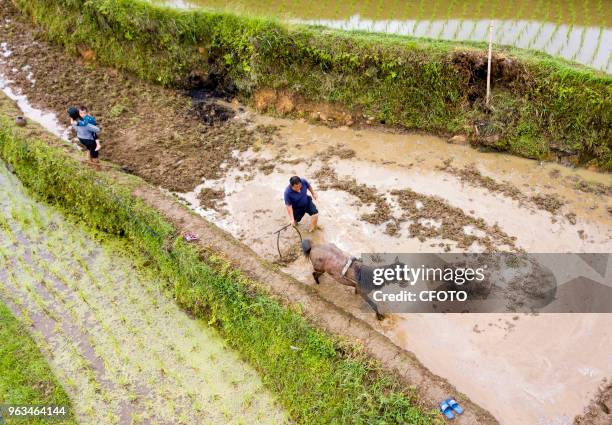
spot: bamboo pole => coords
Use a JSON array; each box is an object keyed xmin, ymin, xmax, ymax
[{"xmin": 486, "ymin": 21, "xmax": 494, "ymax": 106}]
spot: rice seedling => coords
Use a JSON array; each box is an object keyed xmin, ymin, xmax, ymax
[
  {"xmin": 569, "ymin": 0, "xmax": 578, "ymax": 27},
  {"xmin": 19, "ymin": 306, "xmax": 35, "ymax": 328},
  {"xmin": 0, "ymin": 286, "xmax": 31, "ymax": 326},
  {"xmin": 526, "ymin": 0, "xmax": 548, "ymax": 49},
  {"xmin": 451, "ymin": 0, "xmax": 470, "ymax": 39},
  {"xmin": 573, "ymin": 25, "xmax": 588, "ymax": 61},
  {"xmin": 32, "ymin": 250, "xmax": 148, "ymax": 382},
  {"xmin": 466, "ymin": 0, "xmax": 486, "ymax": 40},
  {"xmin": 5, "ymin": 274, "xmax": 114, "ymax": 414},
  {"xmin": 415, "ymin": 0, "xmax": 425, "ymax": 29},
  {"xmin": 595, "ymin": 0, "xmax": 604, "ymax": 26},
  {"xmin": 589, "ymin": 26, "xmax": 604, "ymax": 65},
  {"xmin": 14, "ymin": 267, "xmax": 55, "ymax": 319},
  {"xmin": 30, "ymin": 203, "xmax": 44, "ymax": 227},
  {"xmin": 25, "ymin": 212, "xmax": 278, "ymax": 420},
  {"xmin": 0, "ymin": 212, "xmax": 11, "ymax": 232},
  {"xmin": 0, "ymin": 224, "xmax": 18, "ymax": 245},
  {"xmin": 423, "ymin": 0, "xmax": 441, "ymax": 37}
]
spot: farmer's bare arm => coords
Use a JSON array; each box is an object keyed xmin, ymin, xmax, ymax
[
  {"xmin": 286, "ymin": 205, "xmax": 295, "ymax": 225},
  {"xmin": 307, "ymin": 185, "xmax": 318, "ymax": 200}
]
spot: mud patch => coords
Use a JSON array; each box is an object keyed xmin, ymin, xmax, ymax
[
  {"xmin": 250, "ymin": 157, "xmax": 277, "ymax": 175},
  {"xmin": 319, "ymin": 144, "xmax": 357, "ymax": 160},
  {"xmin": 198, "ymin": 187, "xmax": 226, "ymax": 212},
  {"xmin": 384, "ymin": 220, "xmax": 401, "ymax": 237},
  {"xmin": 391, "ymin": 188, "xmax": 518, "ymax": 251},
  {"xmin": 312, "ymin": 161, "xmax": 518, "ymax": 251},
  {"xmin": 530, "ymin": 193, "xmax": 564, "ymax": 214},
  {"xmin": 254, "ymin": 88, "xmax": 355, "ymax": 127},
  {"xmin": 574, "ymin": 380, "xmax": 612, "ymax": 425},
  {"xmin": 272, "ymin": 243, "xmax": 301, "ymax": 266},
  {"xmin": 185, "ymin": 70, "xmax": 237, "ymax": 101},
  {"xmin": 569, "ymin": 176, "xmax": 612, "ymax": 197},
  {"xmin": 451, "ymin": 51, "xmax": 526, "ymax": 102},
  {"xmin": 189, "ymin": 98, "xmax": 235, "ymax": 125},
  {"xmin": 314, "ymin": 164, "xmax": 392, "ymax": 225},
  {"xmin": 565, "ymin": 212, "xmax": 577, "ymax": 225},
  {"xmin": 439, "ymin": 160, "xmax": 522, "ymax": 200},
  {"xmin": 440, "ymin": 160, "xmax": 575, "ymax": 219}
]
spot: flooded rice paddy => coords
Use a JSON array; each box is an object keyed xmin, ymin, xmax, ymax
[
  {"xmin": 157, "ymin": 0, "xmax": 612, "ymax": 72},
  {"xmin": 182, "ymin": 109, "xmax": 612, "ymax": 256},
  {"xmin": 0, "ymin": 162, "xmax": 288, "ymax": 425},
  {"xmin": 176, "ymin": 109, "xmax": 612, "ymax": 425}
]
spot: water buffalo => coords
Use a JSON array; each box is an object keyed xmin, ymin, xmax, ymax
[{"xmin": 301, "ymin": 238, "xmax": 384, "ymax": 320}]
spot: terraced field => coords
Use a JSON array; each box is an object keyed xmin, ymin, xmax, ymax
[
  {"xmin": 159, "ymin": 0, "xmax": 612, "ymax": 72},
  {"xmin": 0, "ymin": 162, "xmax": 288, "ymax": 425}
]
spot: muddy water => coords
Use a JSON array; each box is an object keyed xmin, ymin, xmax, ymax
[
  {"xmin": 0, "ymin": 74, "xmax": 70, "ymax": 141},
  {"xmin": 0, "ymin": 162, "xmax": 289, "ymax": 425},
  {"xmin": 185, "ymin": 112, "xmax": 612, "ymax": 255},
  {"xmin": 177, "ymin": 110, "xmax": 612, "ymax": 425},
  {"xmin": 156, "ymin": 0, "xmax": 612, "ymax": 72},
  {"xmin": 387, "ymin": 314, "xmax": 612, "ymax": 425},
  {"xmin": 0, "ymin": 40, "xmax": 70, "ymax": 140},
  {"xmin": 0, "ymin": 45, "xmax": 71, "ymax": 141}
]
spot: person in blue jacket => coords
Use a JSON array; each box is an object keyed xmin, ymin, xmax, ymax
[{"xmin": 68, "ymin": 106, "xmax": 101, "ymax": 164}]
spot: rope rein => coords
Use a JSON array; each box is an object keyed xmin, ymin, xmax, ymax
[{"xmin": 274, "ymin": 224, "xmax": 302, "ymax": 260}]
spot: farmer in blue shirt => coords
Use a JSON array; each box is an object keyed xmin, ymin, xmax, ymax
[{"xmin": 284, "ymin": 176, "xmax": 319, "ymax": 232}]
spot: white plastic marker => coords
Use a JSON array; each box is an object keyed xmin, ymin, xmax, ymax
[{"xmin": 486, "ymin": 21, "xmax": 494, "ymax": 106}]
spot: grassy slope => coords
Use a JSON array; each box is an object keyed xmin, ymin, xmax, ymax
[
  {"xmin": 0, "ymin": 303, "xmax": 77, "ymax": 425},
  {"xmin": 13, "ymin": 0, "xmax": 612, "ymax": 169},
  {"xmin": 0, "ymin": 98, "xmax": 437, "ymax": 424}
]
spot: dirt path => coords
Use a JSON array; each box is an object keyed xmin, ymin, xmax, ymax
[{"xmin": 0, "ymin": 162, "xmax": 288, "ymax": 425}]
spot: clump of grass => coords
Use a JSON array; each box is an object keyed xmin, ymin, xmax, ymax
[{"xmin": 109, "ymin": 104, "xmax": 127, "ymax": 117}]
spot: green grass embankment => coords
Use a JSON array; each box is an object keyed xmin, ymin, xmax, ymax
[
  {"xmin": 0, "ymin": 96, "xmax": 436, "ymax": 424},
  {"xmin": 13, "ymin": 0, "xmax": 612, "ymax": 169}
]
